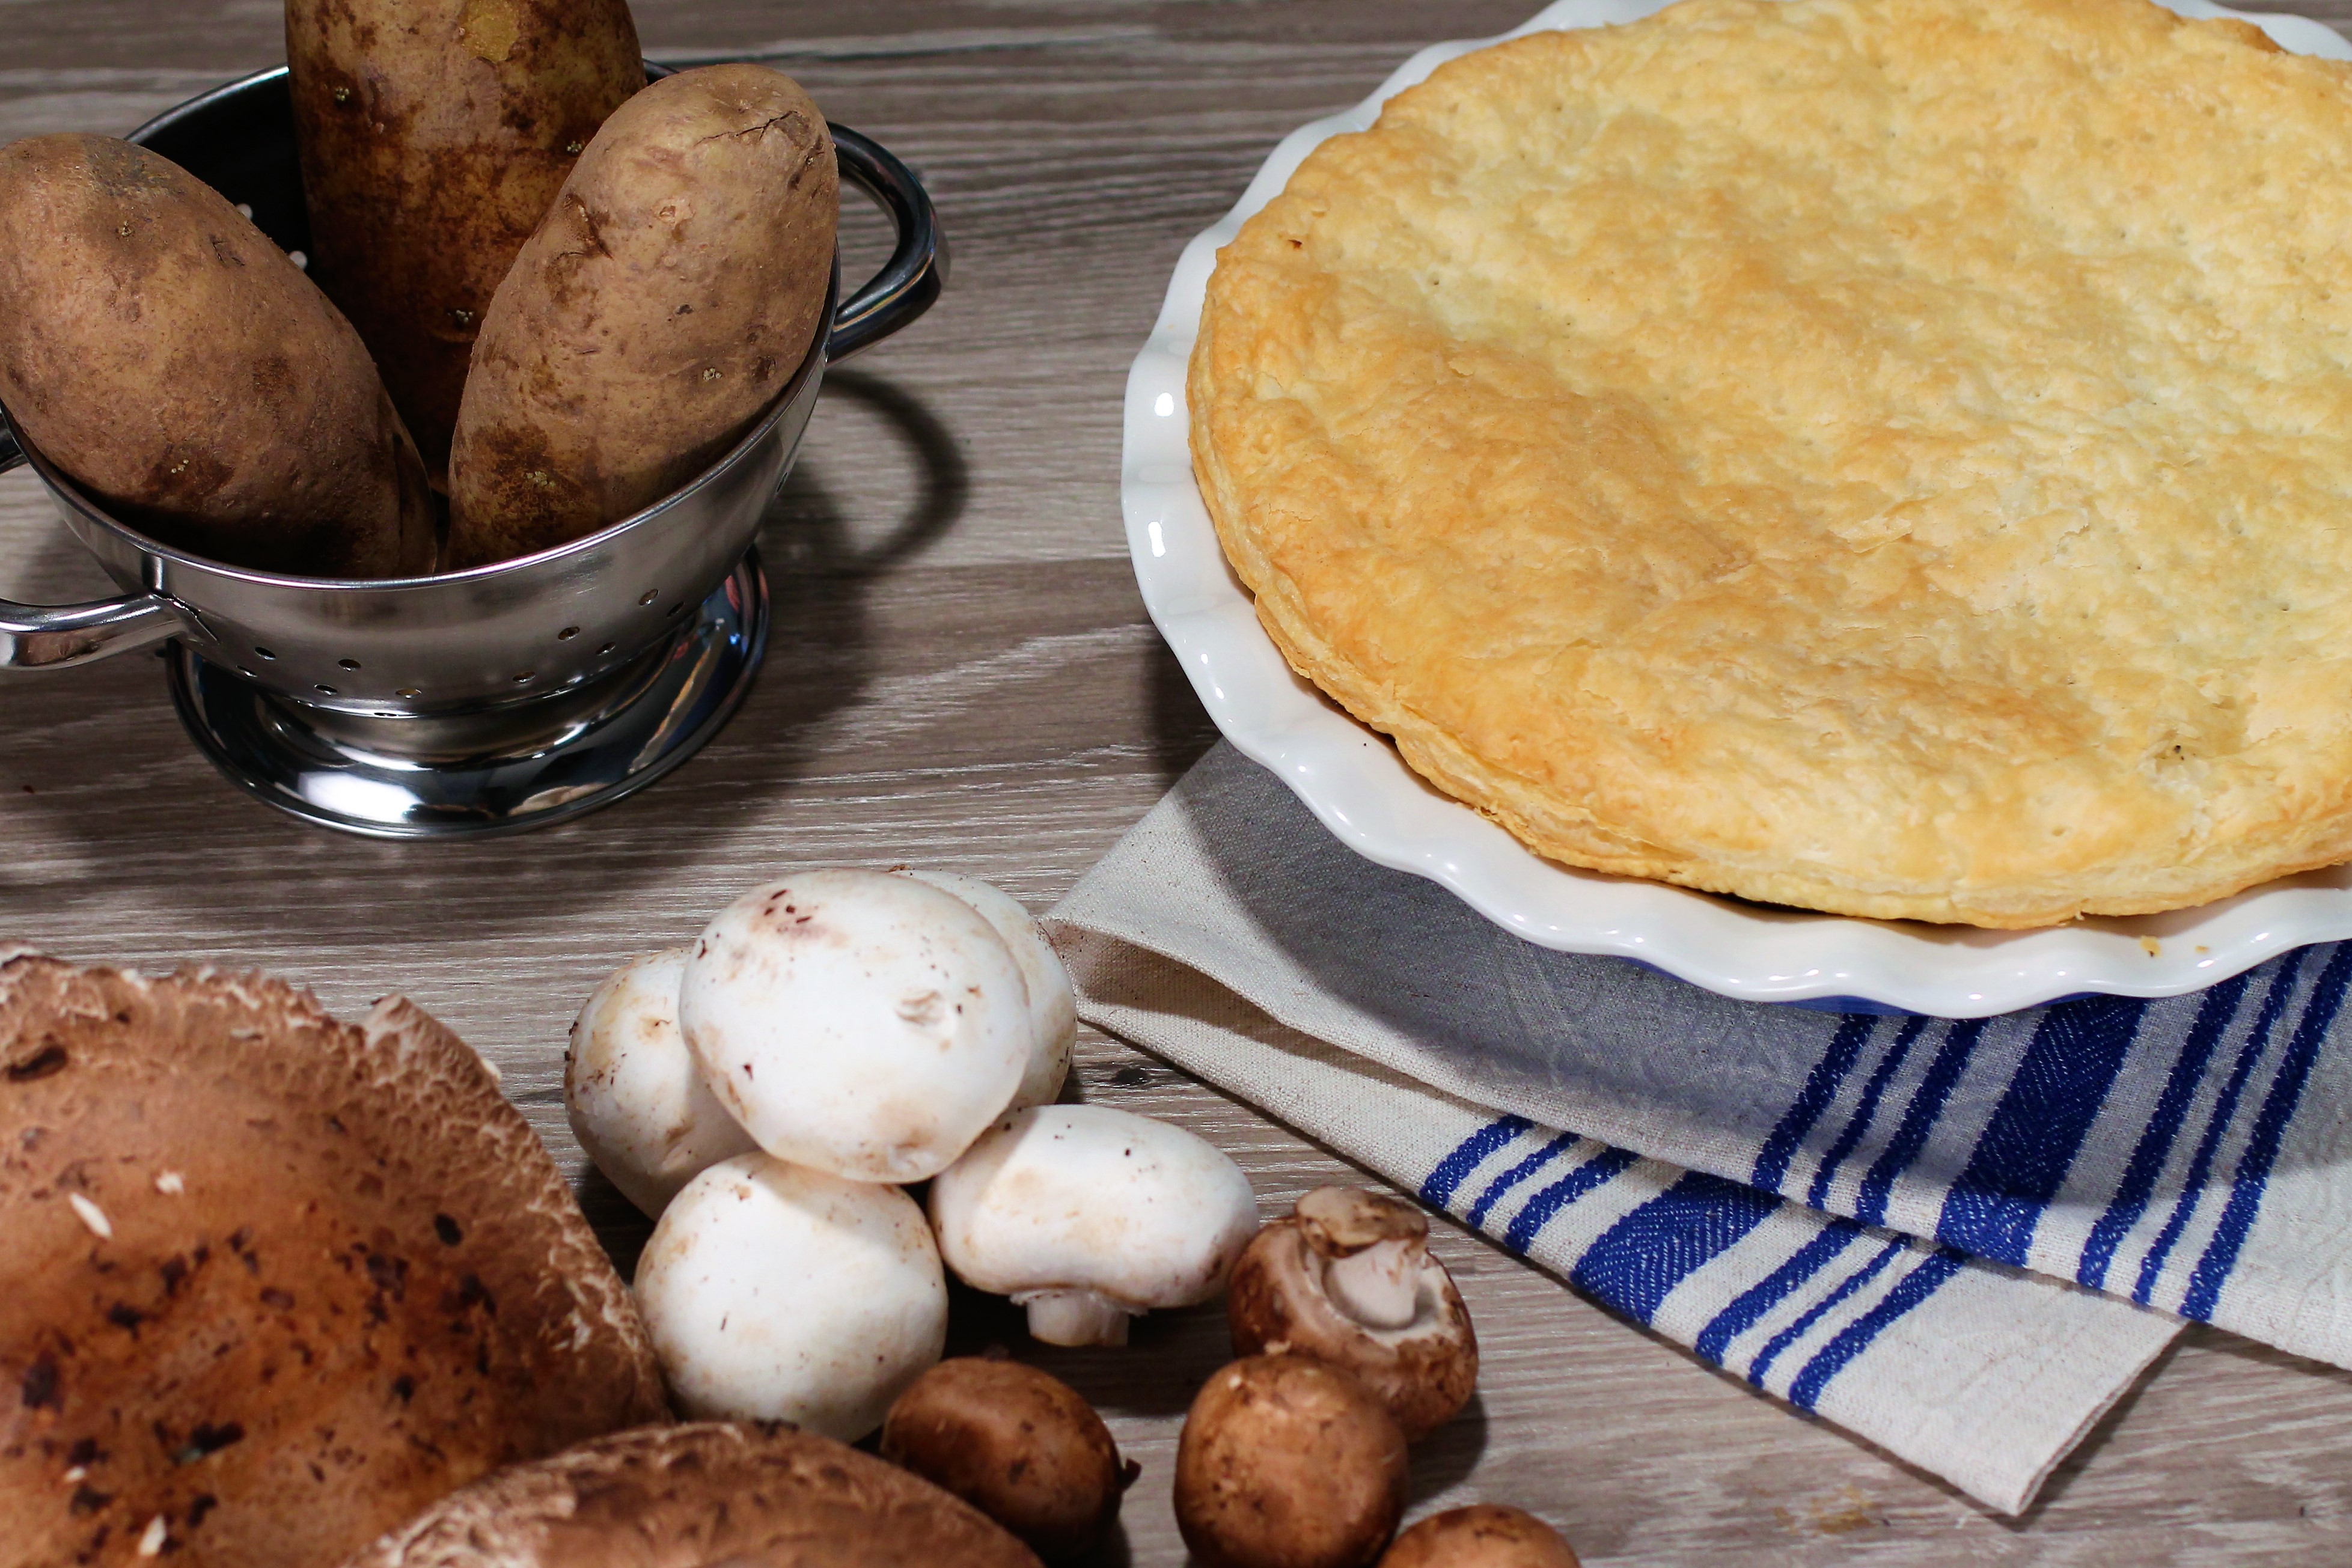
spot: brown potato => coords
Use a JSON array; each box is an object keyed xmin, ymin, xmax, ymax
[
  {"xmin": 0, "ymin": 133, "xmax": 435, "ymax": 577},
  {"xmin": 286, "ymin": 0, "xmax": 643, "ymax": 478},
  {"xmin": 446, "ymin": 64, "xmax": 837, "ymax": 569}
]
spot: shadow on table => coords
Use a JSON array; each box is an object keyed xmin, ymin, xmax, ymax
[
  {"xmin": 947, "ymin": 1282, "xmax": 1240, "ymax": 1425},
  {"xmin": 742, "ymin": 364, "xmax": 969, "ymax": 769},
  {"xmin": 1410, "ymin": 1390, "xmax": 1489, "ymax": 1501},
  {"xmin": 0, "ymin": 368, "xmax": 965, "ymax": 924},
  {"xmin": 1146, "ymin": 628, "xmax": 1224, "ymax": 790},
  {"xmin": 574, "ymin": 1164, "xmax": 658, "ymax": 1283},
  {"xmin": 2011, "ymin": 1325, "xmax": 2352, "ymax": 1530}
]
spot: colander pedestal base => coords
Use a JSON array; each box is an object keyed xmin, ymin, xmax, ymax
[{"xmin": 165, "ymin": 551, "xmax": 769, "ymax": 838}]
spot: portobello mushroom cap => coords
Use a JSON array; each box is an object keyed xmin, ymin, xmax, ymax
[
  {"xmin": 0, "ymin": 955, "xmax": 668, "ymax": 1568},
  {"xmin": 340, "ymin": 1421, "xmax": 1045, "ymax": 1566}
]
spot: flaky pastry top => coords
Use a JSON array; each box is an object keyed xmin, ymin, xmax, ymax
[{"xmin": 1192, "ymin": 0, "xmax": 2352, "ymax": 926}]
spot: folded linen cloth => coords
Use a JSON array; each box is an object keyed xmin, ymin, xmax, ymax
[{"xmin": 1046, "ymin": 743, "xmax": 2352, "ymax": 1512}]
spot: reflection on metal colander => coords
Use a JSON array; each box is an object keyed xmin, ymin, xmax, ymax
[{"xmin": 0, "ymin": 65, "xmax": 944, "ymax": 837}]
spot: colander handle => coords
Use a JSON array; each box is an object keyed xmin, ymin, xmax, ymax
[
  {"xmin": 0, "ymin": 424, "xmax": 186, "ymax": 671},
  {"xmin": 0, "ymin": 121, "xmax": 941, "ymax": 667},
  {"xmin": 827, "ymin": 124, "xmax": 947, "ymax": 364}
]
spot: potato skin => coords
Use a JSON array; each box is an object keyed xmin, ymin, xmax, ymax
[
  {"xmin": 0, "ymin": 134, "xmax": 435, "ymax": 577},
  {"xmin": 446, "ymin": 64, "xmax": 838, "ymax": 569},
  {"xmin": 287, "ymin": 0, "xmax": 642, "ymax": 478}
]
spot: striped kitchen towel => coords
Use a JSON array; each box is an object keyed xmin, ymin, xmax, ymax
[{"xmin": 1046, "ymin": 743, "xmax": 2352, "ymax": 1512}]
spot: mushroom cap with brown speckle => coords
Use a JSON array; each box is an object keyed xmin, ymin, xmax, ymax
[
  {"xmin": 0, "ymin": 954, "xmax": 668, "ymax": 1568},
  {"xmin": 338, "ymin": 1421, "xmax": 1044, "ymax": 1567}
]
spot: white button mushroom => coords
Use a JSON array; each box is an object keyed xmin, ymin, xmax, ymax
[
  {"xmin": 929, "ymin": 1105, "xmax": 1260, "ymax": 1347},
  {"xmin": 893, "ymin": 869, "xmax": 1075, "ymax": 1112},
  {"xmin": 634, "ymin": 1153, "xmax": 948, "ymax": 1441},
  {"xmin": 681, "ymin": 871, "xmax": 1033, "ymax": 1183},
  {"xmin": 565, "ymin": 949, "xmax": 758, "ymax": 1216}
]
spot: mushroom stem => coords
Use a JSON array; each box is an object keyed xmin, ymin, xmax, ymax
[
  {"xmin": 1324, "ymin": 1237, "xmax": 1422, "ymax": 1330},
  {"xmin": 1019, "ymin": 1290, "xmax": 1131, "ymax": 1347}
]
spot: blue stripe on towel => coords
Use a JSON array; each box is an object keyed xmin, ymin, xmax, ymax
[
  {"xmin": 2134, "ymin": 950, "xmax": 2309, "ymax": 1306},
  {"xmin": 1789, "ymin": 1246, "xmax": 1969, "ymax": 1411},
  {"xmin": 1755, "ymin": 1015, "xmax": 1878, "ymax": 1193},
  {"xmin": 1504, "ymin": 1145, "xmax": 1640, "ymax": 1252},
  {"xmin": 1857, "ymin": 1019, "xmax": 1990, "ymax": 1225},
  {"xmin": 1694, "ymin": 1217, "xmax": 1866, "ymax": 1365},
  {"xmin": 1467, "ymin": 1132, "xmax": 1581, "ymax": 1229},
  {"xmin": 1935, "ymin": 999, "xmax": 2145, "ymax": 1264},
  {"xmin": 1747, "ymin": 1237, "xmax": 1906, "ymax": 1390},
  {"xmin": 2077, "ymin": 973, "xmax": 2252, "ymax": 1290},
  {"xmin": 2182, "ymin": 944, "xmax": 2352, "ymax": 1321},
  {"xmin": 1570, "ymin": 1171, "xmax": 1780, "ymax": 1326},
  {"xmin": 1807, "ymin": 1017, "xmax": 1931, "ymax": 1210},
  {"xmin": 1420, "ymin": 1115, "xmax": 1534, "ymax": 1210}
]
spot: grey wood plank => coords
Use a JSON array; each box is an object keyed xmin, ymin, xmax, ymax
[{"xmin": 7, "ymin": 2, "xmax": 2352, "ymax": 1563}]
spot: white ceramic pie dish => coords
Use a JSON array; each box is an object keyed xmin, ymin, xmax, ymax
[{"xmin": 1121, "ymin": 0, "xmax": 2352, "ymax": 1019}]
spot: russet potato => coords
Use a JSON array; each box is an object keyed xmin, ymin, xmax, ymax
[
  {"xmin": 446, "ymin": 64, "xmax": 837, "ymax": 569},
  {"xmin": 287, "ymin": 0, "xmax": 643, "ymax": 480},
  {"xmin": 0, "ymin": 133, "xmax": 435, "ymax": 578}
]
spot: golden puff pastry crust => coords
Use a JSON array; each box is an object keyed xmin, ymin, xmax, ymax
[{"xmin": 1190, "ymin": 0, "xmax": 2352, "ymax": 929}]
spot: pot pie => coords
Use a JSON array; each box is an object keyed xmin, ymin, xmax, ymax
[{"xmin": 1190, "ymin": 0, "xmax": 2352, "ymax": 929}]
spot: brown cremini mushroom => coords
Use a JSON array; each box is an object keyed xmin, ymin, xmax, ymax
[
  {"xmin": 1174, "ymin": 1355, "xmax": 1408, "ymax": 1568},
  {"xmin": 0, "ymin": 956, "xmax": 668, "ymax": 1568},
  {"xmin": 338, "ymin": 1421, "xmax": 1042, "ymax": 1566},
  {"xmin": 881, "ymin": 1357, "xmax": 1138, "ymax": 1563},
  {"xmin": 1378, "ymin": 1505, "xmax": 1581, "ymax": 1567},
  {"xmin": 1227, "ymin": 1186, "xmax": 1478, "ymax": 1441}
]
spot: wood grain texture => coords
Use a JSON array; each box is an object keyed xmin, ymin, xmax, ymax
[{"xmin": 7, "ymin": 2, "xmax": 2352, "ymax": 1562}]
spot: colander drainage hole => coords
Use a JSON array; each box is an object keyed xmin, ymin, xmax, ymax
[
  {"xmin": 338, "ymin": 658, "xmax": 361, "ymax": 671},
  {"xmin": 236, "ymin": 667, "xmax": 254, "ymax": 678},
  {"xmin": 396, "ymin": 688, "xmax": 422, "ymax": 699},
  {"xmin": 253, "ymin": 647, "xmax": 276, "ymax": 660},
  {"xmin": 514, "ymin": 671, "xmax": 536, "ymax": 684},
  {"xmin": 557, "ymin": 626, "xmax": 581, "ymax": 641},
  {"xmin": 667, "ymin": 602, "xmax": 687, "ymax": 618},
  {"xmin": 638, "ymin": 590, "xmax": 659, "ymax": 606},
  {"xmin": 597, "ymin": 642, "xmax": 617, "ymax": 656},
  {"xmin": 315, "ymin": 685, "xmax": 338, "ymax": 696}
]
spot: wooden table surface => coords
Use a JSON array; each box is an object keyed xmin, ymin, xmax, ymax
[{"xmin": 10, "ymin": 2, "xmax": 2352, "ymax": 1562}]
